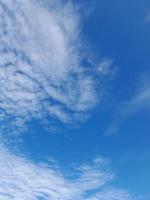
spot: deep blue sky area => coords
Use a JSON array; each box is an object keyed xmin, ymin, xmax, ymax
[{"xmin": 1, "ymin": 0, "xmax": 150, "ymax": 199}]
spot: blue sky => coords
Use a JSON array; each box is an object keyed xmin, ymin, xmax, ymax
[{"xmin": 0, "ymin": 0, "xmax": 150, "ymax": 199}]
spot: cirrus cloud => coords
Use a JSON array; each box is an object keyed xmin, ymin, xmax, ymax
[
  {"xmin": 0, "ymin": 145, "xmax": 133, "ymax": 200},
  {"xmin": 0, "ymin": 0, "xmax": 98, "ymax": 135}
]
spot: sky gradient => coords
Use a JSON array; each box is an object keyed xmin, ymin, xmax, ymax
[{"xmin": 0, "ymin": 0, "xmax": 150, "ymax": 199}]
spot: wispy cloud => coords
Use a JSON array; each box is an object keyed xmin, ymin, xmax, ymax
[
  {"xmin": 0, "ymin": 145, "xmax": 133, "ymax": 200},
  {"xmin": 0, "ymin": 1, "xmax": 139, "ymax": 199},
  {"xmin": 144, "ymin": 10, "xmax": 150, "ymax": 23},
  {"xmin": 105, "ymin": 76, "xmax": 150, "ymax": 135},
  {"xmin": 0, "ymin": 0, "xmax": 98, "ymax": 134},
  {"xmin": 98, "ymin": 58, "xmax": 115, "ymax": 76}
]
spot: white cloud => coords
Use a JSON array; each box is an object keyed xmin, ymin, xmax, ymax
[
  {"xmin": 105, "ymin": 76, "xmax": 150, "ymax": 135},
  {"xmin": 98, "ymin": 58, "xmax": 114, "ymax": 76},
  {"xmin": 0, "ymin": 0, "xmax": 98, "ymax": 134},
  {"xmin": 0, "ymin": 145, "xmax": 133, "ymax": 200},
  {"xmin": 121, "ymin": 85, "xmax": 150, "ymax": 115},
  {"xmin": 87, "ymin": 189, "xmax": 132, "ymax": 200}
]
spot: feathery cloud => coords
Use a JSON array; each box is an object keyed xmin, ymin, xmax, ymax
[
  {"xmin": 105, "ymin": 76, "xmax": 150, "ymax": 135},
  {"xmin": 0, "ymin": 0, "xmax": 98, "ymax": 134},
  {"xmin": 0, "ymin": 145, "xmax": 132, "ymax": 200}
]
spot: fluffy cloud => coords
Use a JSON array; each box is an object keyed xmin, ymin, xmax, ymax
[
  {"xmin": 0, "ymin": 145, "xmax": 132, "ymax": 200},
  {"xmin": 0, "ymin": 0, "xmax": 98, "ymax": 134}
]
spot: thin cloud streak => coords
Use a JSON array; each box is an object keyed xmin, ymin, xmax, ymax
[{"xmin": 105, "ymin": 76, "xmax": 150, "ymax": 135}]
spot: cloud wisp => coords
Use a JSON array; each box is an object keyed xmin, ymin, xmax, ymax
[
  {"xmin": 0, "ymin": 0, "xmax": 98, "ymax": 135},
  {"xmin": 0, "ymin": 145, "xmax": 132, "ymax": 200},
  {"xmin": 105, "ymin": 76, "xmax": 150, "ymax": 135}
]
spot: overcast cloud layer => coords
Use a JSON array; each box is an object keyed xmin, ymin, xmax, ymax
[{"xmin": 0, "ymin": 0, "xmax": 98, "ymax": 134}]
